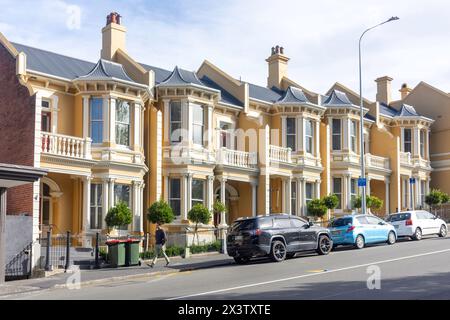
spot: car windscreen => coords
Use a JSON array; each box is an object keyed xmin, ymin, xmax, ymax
[
  {"xmin": 230, "ymin": 219, "xmax": 257, "ymax": 231},
  {"xmin": 329, "ymin": 217, "xmax": 352, "ymax": 228},
  {"xmin": 386, "ymin": 213, "xmax": 411, "ymax": 222}
]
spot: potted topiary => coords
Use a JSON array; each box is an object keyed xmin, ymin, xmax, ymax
[
  {"xmin": 147, "ymin": 199, "xmax": 175, "ymax": 225},
  {"xmin": 105, "ymin": 201, "xmax": 133, "ymax": 236},
  {"xmin": 213, "ymin": 200, "xmax": 227, "ymax": 227},
  {"xmin": 187, "ymin": 204, "xmax": 212, "ymax": 246},
  {"xmin": 307, "ymin": 199, "xmax": 328, "ymax": 221},
  {"xmin": 322, "ymin": 194, "xmax": 339, "ymax": 221}
]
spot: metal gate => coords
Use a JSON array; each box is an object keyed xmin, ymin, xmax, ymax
[{"xmin": 5, "ymin": 241, "xmax": 33, "ymax": 281}]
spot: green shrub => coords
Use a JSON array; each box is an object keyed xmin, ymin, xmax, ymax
[
  {"xmin": 105, "ymin": 201, "xmax": 132, "ymax": 229},
  {"xmin": 147, "ymin": 200, "xmax": 175, "ymax": 225},
  {"xmin": 307, "ymin": 199, "xmax": 328, "ymax": 218},
  {"xmin": 139, "ymin": 241, "xmax": 221, "ymax": 259},
  {"xmin": 322, "ymin": 194, "xmax": 339, "ymax": 210},
  {"xmin": 188, "ymin": 204, "xmax": 212, "ymax": 245}
]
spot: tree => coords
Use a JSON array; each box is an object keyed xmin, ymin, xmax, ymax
[
  {"xmin": 147, "ymin": 200, "xmax": 175, "ymax": 225},
  {"xmin": 322, "ymin": 194, "xmax": 339, "ymax": 210},
  {"xmin": 425, "ymin": 189, "xmax": 450, "ymax": 212},
  {"xmin": 213, "ymin": 200, "xmax": 227, "ymax": 226},
  {"xmin": 352, "ymin": 195, "xmax": 383, "ymax": 213},
  {"xmin": 105, "ymin": 201, "xmax": 132, "ymax": 230},
  {"xmin": 307, "ymin": 199, "xmax": 328, "ymax": 218},
  {"xmin": 188, "ymin": 204, "xmax": 212, "ymax": 245}
]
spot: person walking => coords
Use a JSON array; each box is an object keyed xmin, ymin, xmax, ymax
[{"xmin": 149, "ymin": 224, "xmax": 170, "ymax": 268}]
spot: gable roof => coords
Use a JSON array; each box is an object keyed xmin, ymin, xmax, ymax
[
  {"xmin": 76, "ymin": 59, "xmax": 134, "ymax": 83},
  {"xmin": 12, "ymin": 42, "xmax": 95, "ymax": 80},
  {"xmin": 276, "ymin": 86, "xmax": 310, "ymax": 104}
]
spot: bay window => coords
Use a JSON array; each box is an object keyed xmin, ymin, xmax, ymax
[
  {"xmin": 191, "ymin": 179, "xmax": 205, "ymax": 207},
  {"xmin": 305, "ymin": 119, "xmax": 313, "ymax": 154},
  {"xmin": 403, "ymin": 128, "xmax": 412, "ymax": 153},
  {"xmin": 286, "ymin": 117, "xmax": 296, "ymax": 151},
  {"xmin": 192, "ymin": 104, "xmax": 205, "ymax": 146},
  {"xmin": 90, "ymin": 184, "xmax": 103, "ymax": 229},
  {"xmin": 170, "ymin": 101, "xmax": 182, "ymax": 144},
  {"xmin": 115, "ymin": 100, "xmax": 130, "ymax": 146},
  {"xmin": 90, "ymin": 97, "xmax": 103, "ymax": 144},
  {"xmin": 332, "ymin": 119, "xmax": 342, "ymax": 151},
  {"xmin": 169, "ymin": 178, "xmax": 181, "ymax": 217},
  {"xmin": 333, "ymin": 177, "xmax": 342, "ymax": 209},
  {"xmin": 350, "ymin": 120, "xmax": 357, "ymax": 153}
]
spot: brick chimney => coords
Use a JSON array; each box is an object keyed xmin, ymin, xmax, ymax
[
  {"xmin": 375, "ymin": 76, "xmax": 393, "ymax": 105},
  {"xmin": 399, "ymin": 83, "xmax": 412, "ymax": 100},
  {"xmin": 266, "ymin": 45, "xmax": 289, "ymax": 90},
  {"xmin": 101, "ymin": 12, "xmax": 126, "ymax": 60}
]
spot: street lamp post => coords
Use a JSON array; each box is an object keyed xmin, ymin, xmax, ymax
[{"xmin": 358, "ymin": 16, "xmax": 399, "ymax": 215}]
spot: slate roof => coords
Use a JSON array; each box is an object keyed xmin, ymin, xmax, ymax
[
  {"xmin": 379, "ymin": 102, "xmax": 421, "ymax": 118},
  {"xmin": 322, "ymin": 90, "xmax": 353, "ymax": 106},
  {"xmin": 76, "ymin": 59, "xmax": 134, "ymax": 83},
  {"xmin": 200, "ymin": 76, "xmax": 243, "ymax": 108},
  {"xmin": 248, "ymin": 83, "xmax": 282, "ymax": 103},
  {"xmin": 158, "ymin": 66, "xmax": 207, "ymax": 87},
  {"xmin": 139, "ymin": 63, "xmax": 172, "ymax": 84},
  {"xmin": 12, "ymin": 42, "xmax": 95, "ymax": 80},
  {"xmin": 276, "ymin": 86, "xmax": 310, "ymax": 104}
]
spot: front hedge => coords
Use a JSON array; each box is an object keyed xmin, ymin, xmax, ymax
[{"xmin": 140, "ymin": 240, "xmax": 222, "ymax": 259}]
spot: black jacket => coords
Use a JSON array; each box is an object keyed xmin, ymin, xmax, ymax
[{"xmin": 155, "ymin": 229, "xmax": 167, "ymax": 245}]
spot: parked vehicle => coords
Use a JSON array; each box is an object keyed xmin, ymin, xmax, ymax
[
  {"xmin": 328, "ymin": 214, "xmax": 397, "ymax": 249},
  {"xmin": 386, "ymin": 210, "xmax": 448, "ymax": 240},
  {"xmin": 227, "ymin": 214, "xmax": 333, "ymax": 264}
]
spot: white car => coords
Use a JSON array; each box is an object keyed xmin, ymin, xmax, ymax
[{"xmin": 386, "ymin": 210, "xmax": 448, "ymax": 240}]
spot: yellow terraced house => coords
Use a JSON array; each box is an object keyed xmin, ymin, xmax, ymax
[{"xmin": 0, "ymin": 12, "xmax": 440, "ymax": 247}]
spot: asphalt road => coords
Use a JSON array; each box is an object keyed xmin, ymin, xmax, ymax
[{"xmin": 14, "ymin": 235, "xmax": 450, "ymax": 300}]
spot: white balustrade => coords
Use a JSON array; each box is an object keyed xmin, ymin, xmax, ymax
[
  {"xmin": 365, "ymin": 154, "xmax": 390, "ymax": 170},
  {"xmin": 41, "ymin": 132, "xmax": 91, "ymax": 159},
  {"xmin": 218, "ymin": 147, "xmax": 257, "ymax": 168},
  {"xmin": 269, "ymin": 145, "xmax": 292, "ymax": 163},
  {"xmin": 400, "ymin": 152, "xmax": 412, "ymax": 166}
]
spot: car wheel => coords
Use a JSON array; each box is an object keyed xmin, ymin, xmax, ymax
[
  {"xmin": 270, "ymin": 240, "xmax": 287, "ymax": 262},
  {"xmin": 317, "ymin": 235, "xmax": 332, "ymax": 255},
  {"xmin": 355, "ymin": 235, "xmax": 365, "ymax": 249},
  {"xmin": 387, "ymin": 231, "xmax": 396, "ymax": 245},
  {"xmin": 439, "ymin": 225, "xmax": 448, "ymax": 238},
  {"xmin": 233, "ymin": 256, "xmax": 250, "ymax": 265},
  {"xmin": 413, "ymin": 228, "xmax": 422, "ymax": 241}
]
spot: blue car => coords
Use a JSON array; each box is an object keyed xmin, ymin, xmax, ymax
[{"xmin": 328, "ymin": 214, "xmax": 397, "ymax": 249}]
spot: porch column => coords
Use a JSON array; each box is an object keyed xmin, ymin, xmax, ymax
[
  {"xmin": 385, "ymin": 179, "xmax": 390, "ymax": 215},
  {"xmin": 82, "ymin": 176, "xmax": 92, "ymax": 234},
  {"xmin": 251, "ymin": 181, "xmax": 257, "ymax": 217},
  {"xmin": 286, "ymin": 176, "xmax": 292, "ymax": 215},
  {"xmin": 366, "ymin": 176, "xmax": 371, "ymax": 196},
  {"xmin": 186, "ymin": 174, "xmax": 193, "ymax": 214},
  {"xmin": 138, "ymin": 182, "xmax": 144, "ymax": 233},
  {"xmin": 295, "ymin": 178, "xmax": 301, "ymax": 217},
  {"xmin": 206, "ymin": 175, "xmax": 214, "ymax": 211},
  {"xmin": 219, "ymin": 177, "xmax": 227, "ymax": 226},
  {"xmin": 108, "ymin": 178, "xmax": 115, "ymax": 208},
  {"xmin": 163, "ymin": 176, "xmax": 169, "ymax": 202},
  {"xmin": 102, "ymin": 179, "xmax": 109, "ymax": 230},
  {"xmin": 181, "ymin": 174, "xmax": 188, "ymax": 220},
  {"xmin": 315, "ymin": 179, "xmax": 321, "ymax": 199},
  {"xmin": 344, "ymin": 173, "xmax": 351, "ymax": 210},
  {"xmin": 301, "ymin": 178, "xmax": 306, "ymax": 216},
  {"xmin": 132, "ymin": 181, "xmax": 139, "ymax": 232}
]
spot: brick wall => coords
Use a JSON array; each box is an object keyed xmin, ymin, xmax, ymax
[{"xmin": 0, "ymin": 43, "xmax": 36, "ymax": 215}]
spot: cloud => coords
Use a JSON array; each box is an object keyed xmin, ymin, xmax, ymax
[{"xmin": 0, "ymin": 0, "xmax": 449, "ymax": 100}]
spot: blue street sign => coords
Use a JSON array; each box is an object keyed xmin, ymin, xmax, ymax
[
  {"xmin": 409, "ymin": 178, "xmax": 416, "ymax": 184},
  {"xmin": 358, "ymin": 178, "xmax": 366, "ymax": 187}
]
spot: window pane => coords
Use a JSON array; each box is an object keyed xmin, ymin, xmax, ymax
[
  {"xmin": 305, "ymin": 183, "xmax": 313, "ymax": 200},
  {"xmin": 332, "ymin": 119, "xmax": 341, "ymax": 134},
  {"xmin": 116, "ymin": 124, "xmax": 130, "ymax": 146},
  {"xmin": 170, "ymin": 122, "xmax": 182, "ymax": 143},
  {"xmin": 286, "ymin": 118, "xmax": 296, "ymax": 134},
  {"xmin": 114, "ymin": 184, "xmax": 130, "ymax": 206},
  {"xmin": 170, "ymin": 200, "xmax": 181, "ymax": 216},
  {"xmin": 91, "ymin": 122, "xmax": 103, "ymax": 144},
  {"xmin": 90, "ymin": 98, "xmax": 103, "ymax": 143},
  {"xmin": 286, "ymin": 135, "xmax": 295, "ymax": 150},
  {"xmin": 192, "ymin": 104, "xmax": 204, "ymax": 123},
  {"xmin": 90, "ymin": 99, "xmax": 103, "ymax": 120},
  {"xmin": 332, "ymin": 135, "xmax": 341, "ymax": 150},
  {"xmin": 170, "ymin": 102, "xmax": 181, "ymax": 121},
  {"xmin": 41, "ymin": 100, "xmax": 50, "ymax": 109},
  {"xmin": 193, "ymin": 124, "xmax": 203, "ymax": 145},
  {"xmin": 116, "ymin": 100, "xmax": 130, "ymax": 123},
  {"xmin": 305, "ymin": 120, "xmax": 312, "ymax": 136},
  {"xmin": 192, "ymin": 179, "xmax": 204, "ymax": 202},
  {"xmin": 306, "ymin": 136, "xmax": 312, "ymax": 154},
  {"xmin": 333, "ymin": 178, "xmax": 342, "ymax": 193},
  {"xmin": 170, "ymin": 179, "xmax": 181, "ymax": 198}
]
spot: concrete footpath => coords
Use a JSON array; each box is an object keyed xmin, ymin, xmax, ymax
[{"xmin": 0, "ymin": 253, "xmax": 234, "ymax": 299}]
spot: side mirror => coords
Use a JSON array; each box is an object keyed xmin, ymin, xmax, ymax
[
  {"xmin": 378, "ymin": 221, "xmax": 385, "ymax": 225},
  {"xmin": 308, "ymin": 222, "xmax": 314, "ymax": 227}
]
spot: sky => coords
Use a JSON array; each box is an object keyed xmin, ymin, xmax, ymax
[{"xmin": 0, "ymin": 0, "xmax": 449, "ymax": 100}]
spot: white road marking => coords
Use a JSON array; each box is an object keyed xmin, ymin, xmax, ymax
[{"xmin": 167, "ymin": 248, "xmax": 450, "ymax": 300}]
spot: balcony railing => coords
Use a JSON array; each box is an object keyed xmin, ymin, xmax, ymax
[
  {"xmin": 217, "ymin": 148, "xmax": 257, "ymax": 169},
  {"xmin": 400, "ymin": 151, "xmax": 412, "ymax": 166},
  {"xmin": 331, "ymin": 151, "xmax": 360, "ymax": 164},
  {"xmin": 41, "ymin": 132, "xmax": 91, "ymax": 160},
  {"xmin": 163, "ymin": 145, "xmax": 215, "ymax": 163},
  {"xmin": 412, "ymin": 156, "xmax": 431, "ymax": 168},
  {"xmin": 294, "ymin": 153, "xmax": 322, "ymax": 167},
  {"xmin": 269, "ymin": 145, "xmax": 292, "ymax": 163},
  {"xmin": 365, "ymin": 154, "xmax": 390, "ymax": 170}
]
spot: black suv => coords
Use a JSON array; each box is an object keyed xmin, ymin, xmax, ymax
[{"xmin": 227, "ymin": 215, "xmax": 333, "ymax": 264}]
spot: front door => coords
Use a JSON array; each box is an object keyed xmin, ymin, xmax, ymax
[{"xmin": 39, "ymin": 182, "xmax": 52, "ymax": 235}]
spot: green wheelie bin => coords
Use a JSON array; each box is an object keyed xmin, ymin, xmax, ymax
[
  {"xmin": 107, "ymin": 240, "xmax": 126, "ymax": 267},
  {"xmin": 125, "ymin": 239, "xmax": 141, "ymax": 266}
]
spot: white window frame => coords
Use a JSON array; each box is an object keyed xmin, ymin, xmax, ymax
[
  {"xmin": 350, "ymin": 120, "xmax": 357, "ymax": 153},
  {"xmin": 291, "ymin": 180, "xmax": 297, "ymax": 216},
  {"xmin": 170, "ymin": 101, "xmax": 182, "ymax": 144},
  {"xmin": 192, "ymin": 104, "xmax": 205, "ymax": 146},
  {"xmin": 333, "ymin": 177, "xmax": 342, "ymax": 209},
  {"xmin": 350, "ymin": 178, "xmax": 358, "ymax": 209},
  {"xmin": 90, "ymin": 97, "xmax": 104, "ymax": 144},
  {"xmin": 169, "ymin": 178, "xmax": 181, "ymax": 218},
  {"xmin": 191, "ymin": 179, "xmax": 205, "ymax": 207},
  {"xmin": 420, "ymin": 130, "xmax": 425, "ymax": 158},
  {"xmin": 90, "ymin": 184, "xmax": 103, "ymax": 230},
  {"xmin": 305, "ymin": 182, "xmax": 314, "ymax": 216},
  {"xmin": 332, "ymin": 119, "xmax": 342, "ymax": 151},
  {"xmin": 403, "ymin": 128, "xmax": 412, "ymax": 153},
  {"xmin": 305, "ymin": 119, "xmax": 313, "ymax": 154},
  {"xmin": 115, "ymin": 100, "xmax": 131, "ymax": 147},
  {"xmin": 286, "ymin": 117, "xmax": 296, "ymax": 151}
]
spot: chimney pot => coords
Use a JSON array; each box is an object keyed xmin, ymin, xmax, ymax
[{"xmin": 280, "ymin": 47, "xmax": 284, "ymax": 54}]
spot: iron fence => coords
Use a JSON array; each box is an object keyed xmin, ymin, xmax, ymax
[
  {"xmin": 434, "ymin": 204, "xmax": 450, "ymax": 223},
  {"xmin": 5, "ymin": 241, "xmax": 33, "ymax": 281}
]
